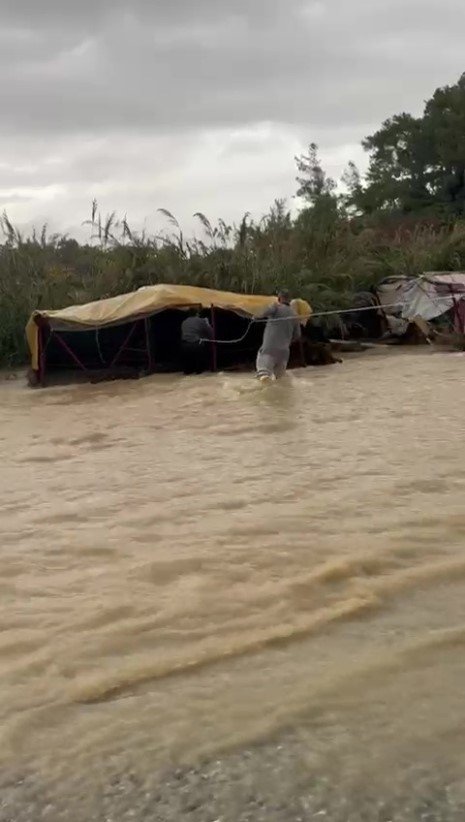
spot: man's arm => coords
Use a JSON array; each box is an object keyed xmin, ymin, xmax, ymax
[{"xmin": 256, "ymin": 303, "xmax": 278, "ymax": 321}]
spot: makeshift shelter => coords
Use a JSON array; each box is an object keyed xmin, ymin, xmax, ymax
[
  {"xmin": 372, "ymin": 276, "xmax": 413, "ymax": 337},
  {"xmin": 341, "ymin": 273, "xmax": 465, "ymax": 342},
  {"xmin": 371, "ymin": 273, "xmax": 465, "ymax": 339},
  {"xmin": 26, "ymin": 283, "xmax": 311, "ymax": 385},
  {"xmin": 400, "ymin": 272, "xmax": 465, "ymax": 332}
]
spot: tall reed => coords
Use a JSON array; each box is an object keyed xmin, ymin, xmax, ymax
[{"xmin": 1, "ymin": 203, "xmax": 465, "ymax": 366}]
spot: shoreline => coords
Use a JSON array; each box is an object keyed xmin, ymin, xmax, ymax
[{"xmin": 1, "ymin": 729, "xmax": 463, "ymax": 822}]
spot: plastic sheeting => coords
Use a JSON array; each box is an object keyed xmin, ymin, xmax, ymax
[{"xmin": 401, "ymin": 273, "xmax": 465, "ymax": 324}]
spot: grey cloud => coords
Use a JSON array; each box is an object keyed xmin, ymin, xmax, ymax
[
  {"xmin": 1, "ymin": 0, "xmax": 285, "ymax": 29},
  {"xmin": 0, "ymin": 193, "xmax": 34, "ymax": 204},
  {"xmin": 1, "ymin": 0, "xmax": 464, "ymax": 136},
  {"xmin": 1, "ymin": 0, "xmax": 464, "ymax": 232}
]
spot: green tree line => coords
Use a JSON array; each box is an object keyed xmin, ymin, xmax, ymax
[{"xmin": 2, "ymin": 73, "xmax": 465, "ymax": 366}]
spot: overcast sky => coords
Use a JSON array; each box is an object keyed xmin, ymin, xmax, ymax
[{"xmin": 1, "ymin": 0, "xmax": 464, "ymax": 239}]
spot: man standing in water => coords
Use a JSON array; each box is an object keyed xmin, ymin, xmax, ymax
[
  {"xmin": 180, "ymin": 307, "xmax": 213, "ymax": 375},
  {"xmin": 256, "ymin": 289, "xmax": 301, "ymax": 382}
]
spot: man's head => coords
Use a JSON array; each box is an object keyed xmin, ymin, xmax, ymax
[{"xmin": 277, "ymin": 289, "xmax": 291, "ymax": 305}]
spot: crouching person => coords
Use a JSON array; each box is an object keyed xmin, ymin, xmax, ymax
[{"xmin": 180, "ymin": 307, "xmax": 213, "ymax": 375}]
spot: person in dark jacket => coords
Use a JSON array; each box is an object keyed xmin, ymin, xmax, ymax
[{"xmin": 180, "ymin": 307, "xmax": 213, "ymax": 375}]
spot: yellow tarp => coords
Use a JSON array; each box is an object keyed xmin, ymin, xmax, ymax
[{"xmin": 26, "ymin": 283, "xmax": 311, "ymax": 370}]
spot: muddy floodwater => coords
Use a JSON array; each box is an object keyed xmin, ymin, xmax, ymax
[{"xmin": 2, "ymin": 348, "xmax": 465, "ymax": 819}]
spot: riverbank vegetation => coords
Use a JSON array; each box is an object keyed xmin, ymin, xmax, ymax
[{"xmin": 2, "ymin": 73, "xmax": 465, "ymax": 366}]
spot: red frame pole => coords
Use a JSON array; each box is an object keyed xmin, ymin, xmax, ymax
[
  {"xmin": 449, "ymin": 284, "xmax": 465, "ymax": 334},
  {"xmin": 455, "ymin": 296, "xmax": 463, "ymax": 334},
  {"xmin": 53, "ymin": 331, "xmax": 89, "ymax": 373},
  {"xmin": 144, "ymin": 317, "xmax": 152, "ymax": 373},
  {"xmin": 34, "ymin": 317, "xmax": 51, "ymax": 386},
  {"xmin": 37, "ymin": 321, "xmax": 45, "ymax": 386},
  {"xmin": 110, "ymin": 321, "xmax": 138, "ymax": 368},
  {"xmin": 210, "ymin": 304, "xmax": 217, "ymax": 372}
]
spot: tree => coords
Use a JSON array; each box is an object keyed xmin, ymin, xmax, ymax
[
  {"xmin": 424, "ymin": 73, "xmax": 465, "ymax": 212},
  {"xmin": 360, "ymin": 113, "xmax": 431, "ymax": 213},
  {"xmin": 341, "ymin": 161, "xmax": 363, "ymax": 213},
  {"xmin": 295, "ymin": 143, "xmax": 337, "ymax": 204},
  {"xmin": 355, "ymin": 73, "xmax": 465, "ymax": 217}
]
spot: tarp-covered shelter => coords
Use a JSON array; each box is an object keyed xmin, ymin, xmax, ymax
[
  {"xmin": 26, "ymin": 283, "xmax": 311, "ymax": 384},
  {"xmin": 372, "ymin": 276, "xmax": 413, "ymax": 337},
  {"xmin": 400, "ymin": 272, "xmax": 465, "ymax": 330},
  {"xmin": 371, "ymin": 273, "xmax": 465, "ymax": 338}
]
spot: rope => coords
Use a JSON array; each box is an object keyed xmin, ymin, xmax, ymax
[
  {"xmin": 202, "ymin": 320, "xmax": 255, "ymax": 346},
  {"xmin": 201, "ymin": 295, "xmax": 462, "ymax": 345}
]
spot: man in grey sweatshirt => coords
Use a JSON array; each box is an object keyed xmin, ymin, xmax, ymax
[{"xmin": 256, "ymin": 290, "xmax": 301, "ymax": 381}]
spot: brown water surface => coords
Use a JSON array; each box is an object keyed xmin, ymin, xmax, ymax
[{"xmin": 2, "ymin": 349, "xmax": 465, "ymax": 794}]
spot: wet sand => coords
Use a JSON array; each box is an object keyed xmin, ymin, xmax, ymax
[{"xmin": 2, "ymin": 348, "xmax": 465, "ymax": 819}]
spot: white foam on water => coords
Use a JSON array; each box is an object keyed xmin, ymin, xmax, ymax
[
  {"xmin": 219, "ymin": 370, "xmax": 315, "ymax": 402},
  {"xmin": 220, "ymin": 374, "xmax": 267, "ymax": 397}
]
